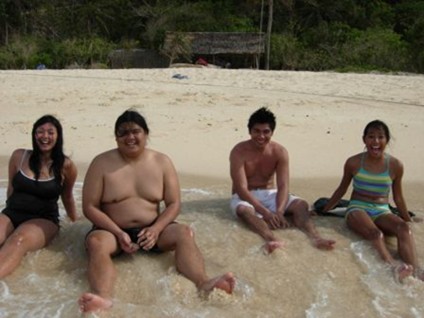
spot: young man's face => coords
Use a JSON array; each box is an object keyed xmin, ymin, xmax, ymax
[
  {"xmin": 116, "ymin": 122, "xmax": 147, "ymax": 155},
  {"xmin": 249, "ymin": 123, "xmax": 273, "ymax": 148}
]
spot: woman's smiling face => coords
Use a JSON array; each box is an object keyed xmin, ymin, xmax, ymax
[{"xmin": 34, "ymin": 123, "xmax": 58, "ymax": 153}]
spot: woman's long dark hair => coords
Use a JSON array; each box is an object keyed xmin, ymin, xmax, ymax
[{"xmin": 29, "ymin": 115, "xmax": 65, "ymax": 184}]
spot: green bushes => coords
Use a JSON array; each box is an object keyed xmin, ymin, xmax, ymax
[
  {"xmin": 0, "ymin": 0, "xmax": 423, "ymax": 72},
  {"xmin": 269, "ymin": 34, "xmax": 303, "ymax": 70},
  {"xmin": 0, "ymin": 36, "xmax": 40, "ymax": 69},
  {"xmin": 0, "ymin": 36, "xmax": 116, "ymax": 69},
  {"xmin": 0, "ymin": 50, "xmax": 16, "ymax": 69},
  {"xmin": 270, "ymin": 26, "xmax": 410, "ymax": 72},
  {"xmin": 340, "ymin": 28, "xmax": 409, "ymax": 71},
  {"xmin": 59, "ymin": 38, "xmax": 116, "ymax": 68}
]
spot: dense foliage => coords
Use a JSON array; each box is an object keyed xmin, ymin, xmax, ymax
[{"xmin": 0, "ymin": 0, "xmax": 423, "ymax": 72}]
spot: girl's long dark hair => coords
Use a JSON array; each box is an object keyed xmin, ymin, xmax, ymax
[{"xmin": 29, "ymin": 115, "xmax": 65, "ymax": 184}]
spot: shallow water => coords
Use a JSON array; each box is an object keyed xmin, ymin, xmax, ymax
[{"xmin": 0, "ymin": 178, "xmax": 423, "ymax": 318}]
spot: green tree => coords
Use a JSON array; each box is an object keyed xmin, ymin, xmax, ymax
[
  {"xmin": 0, "ymin": 0, "xmax": 423, "ymax": 72},
  {"xmin": 341, "ymin": 27, "xmax": 409, "ymax": 71}
]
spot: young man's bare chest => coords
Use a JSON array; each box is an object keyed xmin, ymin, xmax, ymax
[
  {"xmin": 102, "ymin": 164, "xmax": 164, "ymax": 203},
  {"xmin": 244, "ymin": 152, "xmax": 277, "ymax": 180}
]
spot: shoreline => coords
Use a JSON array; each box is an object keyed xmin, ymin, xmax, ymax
[{"xmin": 2, "ymin": 158, "xmax": 422, "ymax": 214}]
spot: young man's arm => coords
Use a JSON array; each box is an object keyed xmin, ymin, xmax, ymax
[{"xmin": 274, "ymin": 145, "xmax": 290, "ymax": 227}]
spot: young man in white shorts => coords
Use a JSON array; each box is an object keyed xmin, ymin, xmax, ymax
[{"xmin": 229, "ymin": 107, "xmax": 335, "ymax": 253}]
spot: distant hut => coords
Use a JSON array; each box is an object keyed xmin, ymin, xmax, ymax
[
  {"xmin": 162, "ymin": 32, "xmax": 265, "ymax": 69},
  {"xmin": 108, "ymin": 48, "xmax": 168, "ymax": 69}
]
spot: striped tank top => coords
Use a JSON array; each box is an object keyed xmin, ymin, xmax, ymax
[{"xmin": 352, "ymin": 153, "xmax": 392, "ymax": 197}]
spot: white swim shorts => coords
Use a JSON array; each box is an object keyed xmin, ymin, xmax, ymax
[{"xmin": 230, "ymin": 189, "xmax": 300, "ymax": 217}]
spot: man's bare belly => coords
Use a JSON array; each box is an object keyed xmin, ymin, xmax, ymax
[
  {"xmin": 231, "ymin": 178, "xmax": 274, "ymax": 193},
  {"xmin": 102, "ymin": 197, "xmax": 159, "ymax": 229},
  {"xmin": 247, "ymin": 184, "xmax": 274, "ymax": 191}
]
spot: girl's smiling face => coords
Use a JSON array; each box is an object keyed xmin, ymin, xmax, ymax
[{"xmin": 363, "ymin": 127, "xmax": 388, "ymax": 158}]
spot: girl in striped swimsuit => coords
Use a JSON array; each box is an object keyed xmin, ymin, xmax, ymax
[{"xmin": 322, "ymin": 120, "xmax": 422, "ymax": 283}]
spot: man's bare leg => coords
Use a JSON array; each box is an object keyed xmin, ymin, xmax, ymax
[
  {"xmin": 78, "ymin": 232, "xmax": 117, "ymax": 313},
  {"xmin": 79, "ymin": 293, "xmax": 112, "ymax": 313},
  {"xmin": 288, "ymin": 200, "xmax": 335, "ymax": 250},
  {"xmin": 158, "ymin": 224, "xmax": 236, "ymax": 294},
  {"xmin": 198, "ymin": 272, "xmax": 236, "ymax": 293},
  {"xmin": 263, "ymin": 241, "xmax": 285, "ymax": 254},
  {"xmin": 236, "ymin": 206, "xmax": 284, "ymax": 253}
]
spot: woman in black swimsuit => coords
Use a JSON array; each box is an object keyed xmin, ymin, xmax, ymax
[{"xmin": 0, "ymin": 115, "xmax": 78, "ymax": 278}]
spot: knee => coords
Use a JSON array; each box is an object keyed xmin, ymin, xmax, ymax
[
  {"xmin": 235, "ymin": 208, "xmax": 245, "ymax": 219},
  {"xmin": 289, "ymin": 199, "xmax": 310, "ymax": 217},
  {"xmin": 85, "ymin": 233, "xmax": 107, "ymax": 252},
  {"xmin": 7, "ymin": 232, "xmax": 27, "ymax": 247},
  {"xmin": 291, "ymin": 198, "xmax": 309, "ymax": 209},
  {"xmin": 296, "ymin": 199, "xmax": 309, "ymax": 210},
  {"xmin": 176, "ymin": 224, "xmax": 194, "ymax": 240},
  {"xmin": 167, "ymin": 224, "xmax": 194, "ymax": 245},
  {"xmin": 396, "ymin": 221, "xmax": 412, "ymax": 238},
  {"xmin": 235, "ymin": 206, "xmax": 253, "ymax": 219},
  {"xmin": 172, "ymin": 224, "xmax": 196, "ymax": 249}
]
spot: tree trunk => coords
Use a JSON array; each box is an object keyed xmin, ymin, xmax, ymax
[{"xmin": 265, "ymin": 0, "xmax": 273, "ymax": 70}]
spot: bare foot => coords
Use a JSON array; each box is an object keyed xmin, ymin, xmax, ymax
[
  {"xmin": 199, "ymin": 272, "xmax": 236, "ymax": 294},
  {"xmin": 393, "ymin": 263, "xmax": 413, "ymax": 283},
  {"xmin": 263, "ymin": 240, "xmax": 285, "ymax": 254},
  {"xmin": 313, "ymin": 238, "xmax": 336, "ymax": 250},
  {"xmin": 78, "ymin": 292, "xmax": 113, "ymax": 313}
]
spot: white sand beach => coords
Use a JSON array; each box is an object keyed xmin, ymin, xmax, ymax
[{"xmin": 0, "ymin": 69, "xmax": 423, "ymax": 317}]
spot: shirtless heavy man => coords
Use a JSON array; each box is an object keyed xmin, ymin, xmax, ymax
[
  {"xmin": 229, "ymin": 107, "xmax": 335, "ymax": 253},
  {"xmin": 78, "ymin": 110, "xmax": 235, "ymax": 313}
]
